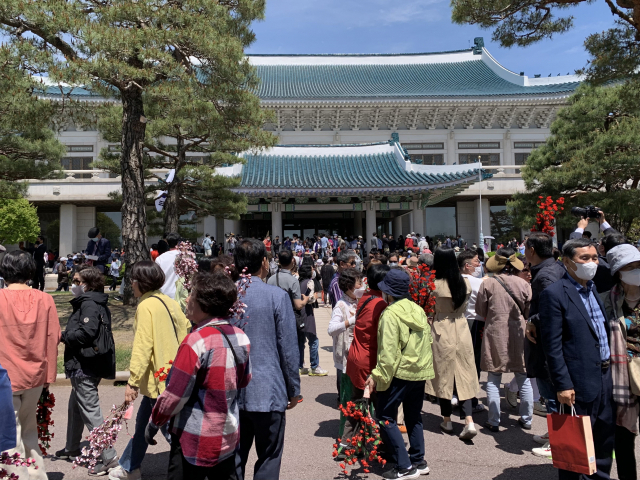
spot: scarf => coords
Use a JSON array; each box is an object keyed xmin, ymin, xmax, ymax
[{"xmin": 608, "ymin": 285, "xmax": 639, "ymax": 434}]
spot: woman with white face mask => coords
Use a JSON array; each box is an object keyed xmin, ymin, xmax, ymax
[
  {"xmin": 603, "ymin": 243, "xmax": 640, "ymax": 480},
  {"xmin": 56, "ymin": 265, "xmax": 117, "ymax": 475}
]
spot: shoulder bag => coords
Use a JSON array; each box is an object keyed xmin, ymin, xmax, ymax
[
  {"xmin": 80, "ymin": 303, "xmax": 115, "ymax": 358},
  {"xmin": 275, "ymin": 270, "xmax": 305, "ymax": 331}
]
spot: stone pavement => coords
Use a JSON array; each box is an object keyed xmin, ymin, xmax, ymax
[{"xmin": 42, "ymin": 305, "xmax": 636, "ymax": 479}]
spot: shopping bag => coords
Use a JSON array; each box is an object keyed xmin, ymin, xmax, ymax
[{"xmin": 547, "ymin": 405, "xmax": 596, "ymax": 475}]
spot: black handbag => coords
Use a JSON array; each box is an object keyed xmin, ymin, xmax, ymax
[
  {"xmin": 275, "ymin": 271, "xmax": 305, "ymax": 331},
  {"xmin": 80, "ymin": 307, "xmax": 115, "ymax": 358}
]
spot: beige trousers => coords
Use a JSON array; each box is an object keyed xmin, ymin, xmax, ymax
[{"xmin": 5, "ymin": 386, "xmax": 48, "ymax": 480}]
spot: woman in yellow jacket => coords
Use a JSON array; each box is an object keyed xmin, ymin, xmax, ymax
[{"xmin": 108, "ymin": 261, "xmax": 190, "ymax": 480}]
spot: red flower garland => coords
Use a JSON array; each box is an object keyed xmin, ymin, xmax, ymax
[
  {"xmin": 332, "ymin": 394, "xmax": 385, "ymax": 476},
  {"xmin": 532, "ymin": 196, "xmax": 564, "ymax": 237},
  {"xmin": 36, "ymin": 388, "xmax": 55, "ymax": 456},
  {"xmin": 407, "ymin": 264, "xmax": 436, "ymax": 316}
]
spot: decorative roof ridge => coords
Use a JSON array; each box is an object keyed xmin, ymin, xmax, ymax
[
  {"xmin": 247, "ymin": 49, "xmax": 472, "ymax": 58},
  {"xmin": 270, "ymin": 141, "xmax": 391, "ymax": 148}
]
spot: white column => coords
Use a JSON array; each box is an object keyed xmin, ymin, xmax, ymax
[
  {"xmin": 456, "ymin": 201, "xmax": 475, "ymax": 245},
  {"xmin": 76, "ymin": 206, "xmax": 95, "ymax": 253},
  {"xmin": 447, "ymin": 130, "xmax": 456, "ymax": 165},
  {"xmin": 392, "ymin": 215, "xmax": 402, "ymax": 237},
  {"xmin": 271, "ymin": 203, "xmax": 283, "ymax": 240},
  {"xmin": 474, "ymin": 198, "xmax": 491, "ymax": 246},
  {"xmin": 203, "ymin": 216, "xmax": 217, "ymax": 239},
  {"xmin": 365, "ymin": 201, "xmax": 377, "ymax": 242},
  {"xmin": 412, "ymin": 202, "xmax": 425, "ymax": 236},
  {"xmin": 503, "ymin": 130, "xmax": 512, "ymax": 166},
  {"xmin": 59, "ymin": 204, "xmax": 77, "ymax": 256},
  {"xmin": 353, "ymin": 211, "xmax": 363, "ymax": 237}
]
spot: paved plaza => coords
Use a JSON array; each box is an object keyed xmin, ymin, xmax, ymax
[{"xmin": 43, "ymin": 306, "xmax": 637, "ymax": 479}]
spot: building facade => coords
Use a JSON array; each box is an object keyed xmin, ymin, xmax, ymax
[{"xmin": 32, "ymin": 38, "xmax": 580, "ymax": 253}]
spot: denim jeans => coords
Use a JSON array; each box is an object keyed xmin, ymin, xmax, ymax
[
  {"xmin": 536, "ymin": 377, "xmax": 559, "ymax": 414},
  {"xmin": 119, "ymin": 396, "xmax": 171, "ymax": 473},
  {"xmin": 486, "ymin": 372, "xmax": 533, "ymax": 427},
  {"xmin": 297, "ymin": 331, "xmax": 319, "ymax": 370}
]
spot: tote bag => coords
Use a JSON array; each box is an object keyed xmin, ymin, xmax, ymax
[{"xmin": 547, "ymin": 405, "xmax": 597, "ymax": 475}]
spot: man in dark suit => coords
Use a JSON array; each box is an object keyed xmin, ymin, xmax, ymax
[
  {"xmin": 86, "ymin": 227, "xmax": 112, "ymax": 273},
  {"xmin": 539, "ymin": 238, "xmax": 614, "ymax": 480},
  {"xmin": 32, "ymin": 235, "xmax": 47, "ymax": 291}
]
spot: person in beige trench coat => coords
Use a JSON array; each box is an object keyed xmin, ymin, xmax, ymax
[
  {"xmin": 425, "ymin": 248, "xmax": 479, "ymax": 440},
  {"xmin": 475, "ymin": 251, "xmax": 534, "ymax": 432}
]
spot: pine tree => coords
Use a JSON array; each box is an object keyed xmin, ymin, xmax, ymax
[
  {"xmin": 508, "ymin": 83, "xmax": 640, "ymax": 233},
  {"xmin": 0, "ymin": 0, "xmax": 268, "ymax": 303},
  {"xmin": 0, "ymin": 45, "xmax": 64, "ymax": 200}
]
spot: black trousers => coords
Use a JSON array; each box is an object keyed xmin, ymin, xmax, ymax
[
  {"xmin": 32, "ymin": 265, "xmax": 45, "ymax": 291},
  {"xmin": 439, "ymin": 397, "xmax": 472, "ymax": 419},
  {"xmin": 236, "ymin": 410, "xmax": 286, "ymax": 480},
  {"xmin": 469, "ymin": 320, "xmax": 484, "ymax": 407},
  {"xmin": 167, "ymin": 434, "xmax": 237, "ymax": 480},
  {"xmin": 615, "ymin": 424, "xmax": 638, "ymax": 480},
  {"xmin": 558, "ymin": 366, "xmax": 615, "ymax": 480}
]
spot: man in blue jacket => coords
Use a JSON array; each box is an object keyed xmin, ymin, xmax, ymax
[
  {"xmin": 539, "ymin": 238, "xmax": 614, "ymax": 480},
  {"xmin": 233, "ymin": 239, "xmax": 301, "ymax": 480}
]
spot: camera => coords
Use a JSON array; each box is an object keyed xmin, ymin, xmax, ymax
[{"xmin": 571, "ymin": 206, "xmax": 601, "ymax": 219}]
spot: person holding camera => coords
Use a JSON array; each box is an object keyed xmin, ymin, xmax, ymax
[
  {"xmin": 569, "ymin": 208, "xmax": 619, "ymax": 293},
  {"xmin": 55, "ymin": 265, "xmax": 117, "ymax": 476}
]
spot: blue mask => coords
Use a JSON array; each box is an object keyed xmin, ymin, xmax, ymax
[{"xmin": 92, "ymin": 237, "xmax": 99, "ymax": 242}]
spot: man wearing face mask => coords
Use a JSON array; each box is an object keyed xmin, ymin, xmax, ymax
[
  {"xmin": 539, "ymin": 238, "xmax": 614, "ymax": 480},
  {"xmin": 388, "ymin": 253, "xmax": 399, "ymax": 267},
  {"xmin": 86, "ymin": 227, "xmax": 112, "ymax": 274}
]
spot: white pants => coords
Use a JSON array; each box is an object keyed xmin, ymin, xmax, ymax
[{"xmin": 5, "ymin": 386, "xmax": 48, "ymax": 480}]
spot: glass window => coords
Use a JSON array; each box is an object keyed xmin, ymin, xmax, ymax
[
  {"xmin": 490, "ymin": 206, "xmax": 521, "ymax": 245},
  {"xmin": 410, "ymin": 154, "xmax": 445, "ymax": 165},
  {"xmin": 425, "ymin": 207, "xmax": 456, "ymax": 238},
  {"xmin": 515, "ymin": 152, "xmax": 529, "ymax": 174},
  {"xmin": 514, "ymin": 141, "xmax": 545, "ymax": 149},
  {"xmin": 404, "ymin": 143, "xmax": 445, "ymax": 150},
  {"xmin": 459, "ymin": 153, "xmax": 500, "ymax": 166},
  {"xmin": 458, "ymin": 142, "xmax": 500, "ymax": 149},
  {"xmin": 61, "ymin": 157, "xmax": 93, "ymax": 178}
]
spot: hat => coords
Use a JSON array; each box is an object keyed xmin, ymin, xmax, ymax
[
  {"xmin": 88, "ymin": 226, "xmax": 100, "ymax": 238},
  {"xmin": 607, "ymin": 244, "xmax": 640, "ymax": 275},
  {"xmin": 411, "ymin": 232, "xmax": 415, "ymax": 236},
  {"xmin": 486, "ymin": 254, "xmax": 524, "ymax": 273},
  {"xmin": 454, "ymin": 246, "xmax": 460, "ymax": 252},
  {"xmin": 358, "ymin": 235, "xmax": 362, "ymax": 239},
  {"xmin": 316, "ymin": 259, "xmax": 323, "ymax": 265},
  {"xmin": 378, "ymin": 268, "xmax": 410, "ymax": 299}
]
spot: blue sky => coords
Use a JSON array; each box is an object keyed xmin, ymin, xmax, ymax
[{"xmin": 247, "ymin": 0, "xmax": 618, "ymax": 77}]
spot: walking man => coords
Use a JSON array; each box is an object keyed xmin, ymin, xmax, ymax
[{"xmin": 233, "ymin": 239, "xmax": 300, "ymax": 480}]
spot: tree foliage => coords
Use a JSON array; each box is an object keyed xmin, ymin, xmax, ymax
[
  {"xmin": 0, "ymin": 45, "xmax": 65, "ymax": 200},
  {"xmin": 0, "ymin": 199, "xmax": 41, "ymax": 245},
  {"xmin": 508, "ymin": 83, "xmax": 640, "ymax": 233},
  {"xmin": 451, "ymin": 0, "xmax": 640, "ymax": 84},
  {"xmin": 96, "ymin": 212, "xmax": 122, "ymax": 249},
  {"xmin": 0, "ymin": 0, "xmax": 268, "ymax": 303}
]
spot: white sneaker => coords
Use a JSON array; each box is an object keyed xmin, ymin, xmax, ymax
[
  {"xmin": 532, "ymin": 442, "xmax": 552, "ymax": 458},
  {"xmin": 108, "ymin": 466, "xmax": 141, "ymax": 480},
  {"xmin": 459, "ymin": 422, "xmax": 477, "ymax": 440},
  {"xmin": 308, "ymin": 367, "xmax": 328, "ymax": 376},
  {"xmin": 533, "ymin": 432, "xmax": 549, "ymax": 445},
  {"xmin": 504, "ymin": 385, "xmax": 518, "ymax": 408},
  {"xmin": 451, "ymin": 395, "xmax": 459, "ymax": 407}
]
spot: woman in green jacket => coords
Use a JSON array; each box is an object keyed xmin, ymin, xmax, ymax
[{"xmin": 365, "ymin": 268, "xmax": 434, "ymax": 480}]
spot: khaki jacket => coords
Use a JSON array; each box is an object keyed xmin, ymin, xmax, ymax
[
  {"xmin": 425, "ymin": 278, "xmax": 479, "ymax": 401},
  {"xmin": 475, "ymin": 274, "xmax": 531, "ymax": 373}
]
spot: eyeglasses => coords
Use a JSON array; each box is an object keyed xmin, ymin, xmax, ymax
[{"xmin": 349, "ymin": 261, "xmax": 356, "ymax": 266}]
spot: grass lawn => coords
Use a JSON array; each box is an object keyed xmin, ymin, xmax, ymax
[{"xmin": 53, "ymin": 292, "xmax": 137, "ymax": 373}]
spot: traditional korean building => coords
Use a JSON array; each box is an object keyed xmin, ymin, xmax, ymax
[{"xmin": 30, "ymin": 38, "xmax": 580, "ymax": 253}]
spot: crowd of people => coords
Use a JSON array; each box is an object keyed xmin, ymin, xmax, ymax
[{"xmin": 0, "ymin": 210, "xmax": 638, "ymax": 480}]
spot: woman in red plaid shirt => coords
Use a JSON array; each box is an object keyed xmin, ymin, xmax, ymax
[{"xmin": 145, "ymin": 271, "xmax": 251, "ymax": 480}]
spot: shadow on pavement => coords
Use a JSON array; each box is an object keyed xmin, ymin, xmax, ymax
[
  {"xmin": 315, "ymin": 419, "xmax": 340, "ymax": 438},
  {"xmin": 493, "ymin": 463, "xmax": 556, "ymax": 480},
  {"xmin": 316, "ymin": 392, "xmax": 339, "ymax": 409},
  {"xmin": 47, "ymin": 473, "xmax": 64, "ymax": 480}
]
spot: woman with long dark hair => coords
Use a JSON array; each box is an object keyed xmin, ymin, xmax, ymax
[{"xmin": 426, "ymin": 248, "xmax": 479, "ymax": 440}]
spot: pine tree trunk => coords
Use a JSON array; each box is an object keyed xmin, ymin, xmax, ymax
[
  {"xmin": 163, "ymin": 136, "xmax": 183, "ymax": 235},
  {"xmin": 120, "ymin": 89, "xmax": 151, "ymax": 305}
]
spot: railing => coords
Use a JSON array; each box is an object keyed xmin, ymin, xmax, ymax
[{"xmin": 40, "ymin": 169, "xmax": 172, "ymax": 181}]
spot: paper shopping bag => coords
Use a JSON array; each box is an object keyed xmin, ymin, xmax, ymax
[{"xmin": 547, "ymin": 406, "xmax": 596, "ymax": 475}]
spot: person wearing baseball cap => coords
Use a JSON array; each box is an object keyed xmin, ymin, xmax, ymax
[
  {"xmin": 365, "ymin": 268, "xmax": 434, "ymax": 478},
  {"xmin": 86, "ymin": 227, "xmax": 111, "ymax": 273}
]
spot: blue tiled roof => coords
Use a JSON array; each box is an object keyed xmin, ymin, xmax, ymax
[
  {"xmin": 238, "ymin": 147, "xmax": 486, "ymax": 196},
  {"xmin": 253, "ymin": 61, "xmax": 579, "ymax": 99}
]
